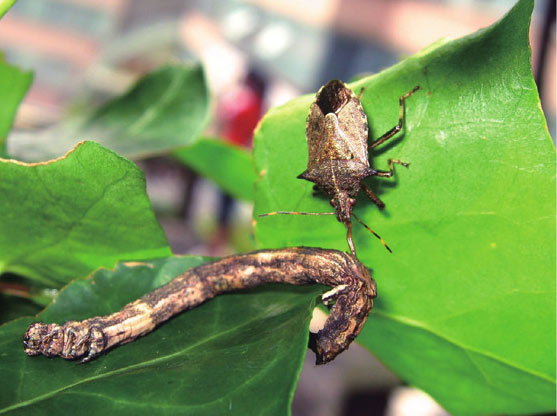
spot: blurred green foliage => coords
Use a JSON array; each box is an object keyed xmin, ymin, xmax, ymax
[{"xmin": 0, "ymin": 54, "xmax": 31, "ymax": 157}]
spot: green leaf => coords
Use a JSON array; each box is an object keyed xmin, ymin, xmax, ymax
[
  {"xmin": 0, "ymin": 0, "xmax": 16, "ymax": 19},
  {"xmin": 8, "ymin": 63, "xmax": 210, "ymax": 161},
  {"xmin": 173, "ymin": 137, "xmax": 256, "ymax": 202},
  {"xmin": 253, "ymin": 0, "xmax": 555, "ymax": 414},
  {"xmin": 0, "ymin": 256, "xmax": 320, "ymax": 415},
  {"xmin": 0, "ymin": 56, "xmax": 32, "ymax": 157},
  {"xmin": 0, "ymin": 141, "xmax": 171, "ymax": 287}
]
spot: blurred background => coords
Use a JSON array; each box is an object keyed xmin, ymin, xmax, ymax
[
  {"xmin": 1, "ymin": 1, "xmax": 554, "ymax": 415},
  {"xmin": 1, "ymin": 0, "xmax": 554, "ymax": 131}
]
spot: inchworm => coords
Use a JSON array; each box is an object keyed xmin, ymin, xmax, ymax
[{"xmin": 23, "ymin": 247, "xmax": 376, "ymax": 365}]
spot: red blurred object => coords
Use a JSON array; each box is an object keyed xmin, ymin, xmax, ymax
[{"xmin": 218, "ymin": 71, "xmax": 266, "ymax": 148}]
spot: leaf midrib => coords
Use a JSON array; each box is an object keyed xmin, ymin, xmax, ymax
[
  {"xmin": 124, "ymin": 70, "xmax": 186, "ymax": 137},
  {"xmin": 2, "ymin": 301, "xmax": 309, "ymax": 414}
]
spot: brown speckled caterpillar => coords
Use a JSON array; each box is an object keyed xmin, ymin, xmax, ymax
[{"xmin": 23, "ymin": 247, "xmax": 376, "ymax": 364}]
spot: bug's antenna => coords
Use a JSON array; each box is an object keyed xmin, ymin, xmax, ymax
[
  {"xmin": 352, "ymin": 213, "xmax": 392, "ymax": 253},
  {"xmin": 259, "ymin": 211, "xmax": 336, "ymax": 217}
]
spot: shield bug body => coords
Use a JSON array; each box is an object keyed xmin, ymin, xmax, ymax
[{"xmin": 261, "ymin": 80, "xmax": 421, "ymax": 256}]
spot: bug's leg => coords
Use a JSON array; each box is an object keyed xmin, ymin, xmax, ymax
[
  {"xmin": 352, "ymin": 213, "xmax": 392, "ymax": 253},
  {"xmin": 346, "ymin": 221, "xmax": 357, "ymax": 257},
  {"xmin": 259, "ymin": 211, "xmax": 336, "ymax": 217},
  {"xmin": 361, "ymin": 183, "xmax": 385, "ymax": 209},
  {"xmin": 357, "ymin": 87, "xmax": 366, "ymax": 100},
  {"xmin": 369, "ymin": 86, "xmax": 421, "ymax": 149},
  {"xmin": 374, "ymin": 159, "xmax": 410, "ymax": 178},
  {"xmin": 312, "ymin": 184, "xmax": 322, "ymax": 196}
]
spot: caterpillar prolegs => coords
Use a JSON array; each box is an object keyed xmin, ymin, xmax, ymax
[{"xmin": 23, "ymin": 247, "xmax": 376, "ymax": 364}]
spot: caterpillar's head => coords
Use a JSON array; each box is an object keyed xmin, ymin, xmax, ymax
[{"xmin": 23, "ymin": 322, "xmax": 64, "ymax": 357}]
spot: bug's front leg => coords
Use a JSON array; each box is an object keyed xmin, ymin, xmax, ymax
[
  {"xmin": 369, "ymin": 86, "xmax": 421, "ymax": 149},
  {"xmin": 361, "ymin": 183, "xmax": 385, "ymax": 209}
]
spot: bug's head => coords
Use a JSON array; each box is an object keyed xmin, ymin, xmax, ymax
[
  {"xmin": 23, "ymin": 322, "xmax": 64, "ymax": 357},
  {"xmin": 331, "ymin": 194, "xmax": 356, "ymax": 225}
]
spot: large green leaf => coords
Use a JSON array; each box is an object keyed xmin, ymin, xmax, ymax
[
  {"xmin": 0, "ymin": 56, "xmax": 32, "ymax": 157},
  {"xmin": 173, "ymin": 137, "xmax": 256, "ymax": 202},
  {"xmin": 0, "ymin": 256, "xmax": 320, "ymax": 415},
  {"xmin": 8, "ymin": 64, "xmax": 210, "ymax": 161},
  {"xmin": 253, "ymin": 0, "xmax": 555, "ymax": 414},
  {"xmin": 0, "ymin": 141, "xmax": 171, "ymax": 287}
]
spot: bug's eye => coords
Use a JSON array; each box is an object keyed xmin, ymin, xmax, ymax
[
  {"xmin": 330, "ymin": 199, "xmax": 335, "ymax": 207},
  {"xmin": 350, "ymin": 198, "xmax": 356, "ymax": 206}
]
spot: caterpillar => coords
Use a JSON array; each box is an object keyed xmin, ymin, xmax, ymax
[{"xmin": 23, "ymin": 247, "xmax": 376, "ymax": 364}]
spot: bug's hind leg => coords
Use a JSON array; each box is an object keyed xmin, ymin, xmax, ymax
[
  {"xmin": 369, "ymin": 86, "xmax": 421, "ymax": 149},
  {"xmin": 374, "ymin": 159, "xmax": 410, "ymax": 178}
]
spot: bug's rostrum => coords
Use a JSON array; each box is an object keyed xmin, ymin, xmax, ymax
[{"xmin": 23, "ymin": 247, "xmax": 376, "ymax": 365}]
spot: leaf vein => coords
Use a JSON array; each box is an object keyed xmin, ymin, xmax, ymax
[
  {"xmin": 375, "ymin": 310, "xmax": 556, "ymax": 384},
  {"xmin": 2, "ymin": 300, "xmax": 310, "ymax": 413}
]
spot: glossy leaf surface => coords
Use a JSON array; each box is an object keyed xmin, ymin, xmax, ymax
[
  {"xmin": 0, "ymin": 256, "xmax": 320, "ymax": 415},
  {"xmin": 253, "ymin": 0, "xmax": 556, "ymax": 414},
  {"xmin": 0, "ymin": 141, "xmax": 171, "ymax": 287}
]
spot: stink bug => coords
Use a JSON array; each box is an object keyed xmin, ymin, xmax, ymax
[{"xmin": 261, "ymin": 80, "xmax": 421, "ymax": 256}]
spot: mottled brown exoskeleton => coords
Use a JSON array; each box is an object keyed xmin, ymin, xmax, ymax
[
  {"xmin": 261, "ymin": 80, "xmax": 421, "ymax": 256},
  {"xmin": 23, "ymin": 248, "xmax": 376, "ymax": 365}
]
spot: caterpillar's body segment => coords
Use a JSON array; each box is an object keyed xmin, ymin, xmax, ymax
[{"xmin": 23, "ymin": 247, "xmax": 376, "ymax": 365}]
